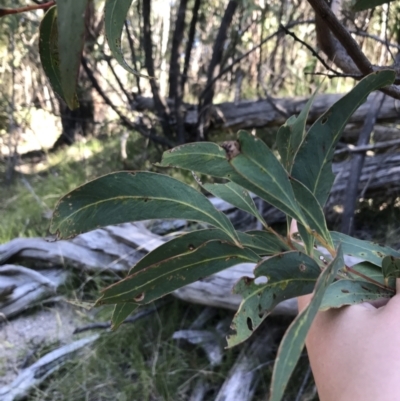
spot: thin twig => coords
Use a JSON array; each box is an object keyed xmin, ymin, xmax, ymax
[
  {"xmin": 294, "ymin": 365, "xmax": 312, "ymax": 401},
  {"xmin": 280, "ymin": 24, "xmax": 354, "ymax": 78}
]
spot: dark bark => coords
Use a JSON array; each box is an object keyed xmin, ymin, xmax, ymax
[
  {"xmin": 81, "ymin": 57, "xmax": 174, "ymax": 147},
  {"xmin": 124, "ymin": 20, "xmax": 142, "ymax": 95},
  {"xmin": 168, "ymin": 0, "xmax": 189, "ymax": 143},
  {"xmin": 197, "ymin": 0, "xmax": 239, "ymax": 140},
  {"xmin": 181, "ymin": 0, "xmax": 202, "ymax": 91},
  {"xmin": 142, "ymin": 0, "xmax": 173, "ymax": 140}
]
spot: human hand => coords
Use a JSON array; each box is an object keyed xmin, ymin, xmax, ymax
[{"xmin": 292, "ymin": 222, "xmax": 400, "ymax": 401}]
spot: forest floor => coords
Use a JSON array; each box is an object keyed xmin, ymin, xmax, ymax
[{"xmin": 1, "ymin": 132, "xmax": 399, "ymax": 400}]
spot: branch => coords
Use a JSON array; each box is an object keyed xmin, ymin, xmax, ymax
[
  {"xmin": 308, "ymin": 0, "xmax": 400, "ymax": 99},
  {"xmin": 181, "ymin": 0, "xmax": 202, "ymax": 91},
  {"xmin": 280, "ymin": 24, "xmax": 361, "ymax": 79},
  {"xmin": 142, "ymin": 0, "xmax": 173, "ymax": 140},
  {"xmin": 168, "ymin": 0, "xmax": 189, "ymax": 143},
  {"xmin": 0, "ymin": 1, "xmax": 54, "ymax": 17},
  {"xmin": 124, "ymin": 20, "xmax": 142, "ymax": 95},
  {"xmin": 81, "ymin": 56, "xmax": 174, "ymax": 147},
  {"xmin": 197, "ymin": 0, "xmax": 239, "ymax": 140}
]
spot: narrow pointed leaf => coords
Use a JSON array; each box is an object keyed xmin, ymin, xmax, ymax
[
  {"xmin": 158, "ymin": 142, "xmax": 236, "ymax": 178},
  {"xmin": 238, "ymin": 230, "xmax": 290, "ymax": 256},
  {"xmin": 319, "ymin": 279, "xmax": 392, "ymax": 311},
  {"xmin": 50, "ymin": 172, "xmax": 238, "ymax": 243},
  {"xmin": 229, "ymin": 131, "xmax": 306, "ymax": 224},
  {"xmin": 353, "ymin": 0, "xmax": 395, "ymax": 11},
  {"xmin": 39, "ymin": 7, "xmax": 67, "ymax": 104},
  {"xmin": 129, "ymin": 228, "xmax": 233, "ymax": 275},
  {"xmin": 292, "ymin": 70, "xmax": 395, "ymax": 206},
  {"xmin": 56, "ymin": 0, "xmax": 87, "ymax": 109},
  {"xmin": 276, "ymin": 91, "xmax": 317, "ymax": 172},
  {"xmin": 331, "ymin": 231, "xmax": 400, "ymax": 267},
  {"xmin": 111, "ymin": 303, "xmax": 139, "ymax": 330},
  {"xmin": 382, "ymin": 255, "xmax": 400, "ymax": 279},
  {"xmin": 98, "ymin": 240, "xmax": 260, "ymax": 305},
  {"xmin": 227, "ymin": 251, "xmax": 321, "ymax": 348},
  {"xmin": 291, "ymin": 177, "xmax": 333, "ymax": 248},
  {"xmin": 269, "ymin": 246, "xmax": 344, "ymax": 401},
  {"xmin": 105, "ymin": 0, "xmax": 148, "ymax": 77},
  {"xmin": 203, "ymin": 182, "xmax": 266, "ymax": 225}
]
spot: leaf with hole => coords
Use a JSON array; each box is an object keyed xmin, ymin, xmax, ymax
[
  {"xmin": 50, "ymin": 172, "xmax": 238, "ymax": 244},
  {"xmin": 111, "ymin": 303, "xmax": 139, "ymax": 330},
  {"xmin": 105, "ymin": 0, "xmax": 149, "ymax": 77},
  {"xmin": 319, "ymin": 279, "xmax": 392, "ymax": 311},
  {"xmin": 269, "ymin": 245, "xmax": 344, "ymax": 401},
  {"xmin": 227, "ymin": 251, "xmax": 321, "ymax": 348},
  {"xmin": 97, "ymin": 240, "xmax": 261, "ymax": 305},
  {"xmin": 56, "ymin": 0, "xmax": 88, "ymax": 109},
  {"xmin": 331, "ymin": 231, "xmax": 400, "ymax": 267},
  {"xmin": 292, "ymin": 70, "xmax": 395, "ymax": 206}
]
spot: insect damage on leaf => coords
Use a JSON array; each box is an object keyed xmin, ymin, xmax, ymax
[{"xmin": 221, "ymin": 141, "xmax": 241, "ymax": 160}]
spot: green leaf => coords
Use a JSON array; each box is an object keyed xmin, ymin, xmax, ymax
[
  {"xmin": 227, "ymin": 251, "xmax": 321, "ymax": 348},
  {"xmin": 50, "ymin": 172, "xmax": 239, "ymax": 244},
  {"xmin": 129, "ymin": 228, "xmax": 233, "ymax": 275},
  {"xmin": 331, "ymin": 231, "xmax": 400, "ymax": 267},
  {"xmin": 382, "ymin": 255, "xmax": 400, "ymax": 279},
  {"xmin": 353, "ymin": 0, "xmax": 395, "ymax": 11},
  {"xmin": 104, "ymin": 0, "xmax": 147, "ymax": 77},
  {"xmin": 351, "ymin": 261, "xmax": 386, "ymax": 285},
  {"xmin": 160, "ymin": 132, "xmax": 307, "ymax": 226},
  {"xmin": 56, "ymin": 0, "xmax": 88, "ymax": 109},
  {"xmin": 97, "ymin": 240, "xmax": 260, "ymax": 305},
  {"xmin": 292, "ymin": 70, "xmax": 395, "ymax": 206},
  {"xmin": 276, "ymin": 91, "xmax": 317, "ymax": 172},
  {"xmin": 158, "ymin": 142, "xmax": 236, "ymax": 178},
  {"xmin": 269, "ymin": 245, "xmax": 344, "ymax": 401},
  {"xmin": 203, "ymin": 182, "xmax": 266, "ymax": 226},
  {"xmin": 39, "ymin": 6, "xmax": 68, "ymax": 105},
  {"xmin": 238, "ymin": 230, "xmax": 290, "ymax": 256},
  {"xmin": 319, "ymin": 279, "xmax": 392, "ymax": 311},
  {"xmin": 229, "ymin": 131, "xmax": 306, "ymax": 224},
  {"xmin": 291, "ymin": 177, "xmax": 333, "ymax": 251},
  {"xmin": 111, "ymin": 303, "xmax": 138, "ymax": 330}
]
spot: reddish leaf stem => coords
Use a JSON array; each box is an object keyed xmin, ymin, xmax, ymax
[
  {"xmin": 345, "ymin": 265, "xmax": 395, "ymax": 293},
  {"xmin": 0, "ymin": 1, "xmax": 55, "ymax": 18}
]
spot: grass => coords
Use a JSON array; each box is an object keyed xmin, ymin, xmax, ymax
[
  {"xmin": 2, "ymin": 130, "xmax": 399, "ymax": 401},
  {"xmin": 0, "ymin": 132, "xmax": 320, "ymax": 400},
  {"xmin": 25, "ymin": 299, "xmax": 317, "ymax": 401}
]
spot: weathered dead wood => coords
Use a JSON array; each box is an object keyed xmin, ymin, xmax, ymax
[
  {"xmin": 0, "ymin": 335, "xmax": 99, "ymax": 401},
  {"xmin": 1, "ymin": 151, "xmax": 399, "ymax": 319},
  {"xmin": 134, "ymin": 93, "xmax": 400, "ymax": 131}
]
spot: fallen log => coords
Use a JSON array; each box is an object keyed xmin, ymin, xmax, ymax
[
  {"xmin": 133, "ymin": 93, "xmax": 400, "ymax": 131},
  {"xmin": 0, "ymin": 335, "xmax": 99, "ymax": 401},
  {"xmin": 1, "ymin": 150, "xmax": 400, "ymax": 319}
]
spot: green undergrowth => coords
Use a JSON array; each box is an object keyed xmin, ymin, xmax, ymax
[
  {"xmin": 0, "ymin": 134, "xmax": 167, "ymax": 243},
  {"xmin": 27, "ymin": 298, "xmax": 317, "ymax": 401}
]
